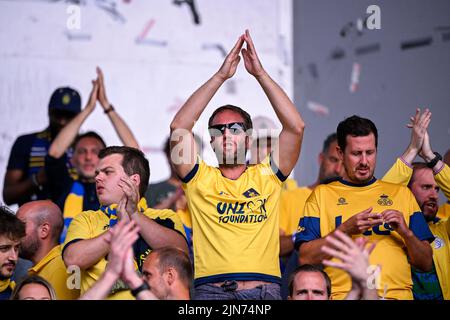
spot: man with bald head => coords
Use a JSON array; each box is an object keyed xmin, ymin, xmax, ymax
[{"xmin": 16, "ymin": 200, "xmax": 79, "ymax": 299}]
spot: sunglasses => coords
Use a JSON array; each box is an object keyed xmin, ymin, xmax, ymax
[{"xmin": 208, "ymin": 122, "xmax": 247, "ymax": 137}]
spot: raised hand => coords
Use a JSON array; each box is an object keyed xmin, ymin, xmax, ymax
[
  {"xmin": 96, "ymin": 66, "xmax": 111, "ymax": 110},
  {"xmin": 117, "ymin": 195, "xmax": 131, "ymax": 222},
  {"xmin": 104, "ymin": 220, "xmax": 140, "ymax": 278},
  {"xmin": 322, "ymin": 230, "xmax": 376, "ymax": 283},
  {"xmin": 241, "ymin": 29, "xmax": 266, "ymax": 78},
  {"xmin": 337, "ymin": 207, "xmax": 383, "ymax": 235},
  {"xmin": 215, "ymin": 35, "xmax": 244, "ymax": 81},
  {"xmin": 118, "ymin": 175, "xmax": 140, "ymax": 217},
  {"xmin": 86, "ymin": 79, "xmax": 99, "ymax": 113},
  {"xmin": 381, "ymin": 209, "xmax": 409, "ymax": 237},
  {"xmin": 406, "ymin": 108, "xmax": 431, "ymax": 155}
]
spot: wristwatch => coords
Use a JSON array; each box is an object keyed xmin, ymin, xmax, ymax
[
  {"xmin": 426, "ymin": 152, "xmax": 442, "ymax": 168},
  {"xmin": 130, "ymin": 281, "xmax": 150, "ymax": 297},
  {"xmin": 104, "ymin": 104, "xmax": 115, "ymax": 114}
]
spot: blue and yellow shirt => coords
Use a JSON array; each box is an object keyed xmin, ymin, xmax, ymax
[
  {"xmin": 62, "ymin": 200, "xmax": 186, "ymax": 299},
  {"xmin": 295, "ymin": 177, "xmax": 433, "ymax": 300}
]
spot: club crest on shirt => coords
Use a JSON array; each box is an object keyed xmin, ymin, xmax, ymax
[
  {"xmin": 433, "ymin": 236, "xmax": 444, "ymax": 249},
  {"xmin": 337, "ymin": 197, "xmax": 348, "ymax": 205},
  {"xmin": 243, "ymin": 188, "xmax": 260, "ymax": 198},
  {"xmin": 377, "ymin": 194, "xmax": 393, "ymax": 206}
]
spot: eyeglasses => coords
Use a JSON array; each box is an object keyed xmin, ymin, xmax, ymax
[{"xmin": 208, "ymin": 122, "xmax": 247, "ymax": 137}]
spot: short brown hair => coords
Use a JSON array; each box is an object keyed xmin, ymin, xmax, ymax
[
  {"xmin": 98, "ymin": 146, "xmax": 150, "ymax": 196},
  {"xmin": 0, "ymin": 206, "xmax": 25, "ymax": 241},
  {"xmin": 10, "ymin": 275, "xmax": 57, "ymax": 300},
  {"xmin": 288, "ymin": 264, "xmax": 331, "ymax": 298},
  {"xmin": 151, "ymin": 246, "xmax": 193, "ymax": 293}
]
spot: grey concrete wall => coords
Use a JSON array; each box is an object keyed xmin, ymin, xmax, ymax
[{"xmin": 293, "ymin": 0, "xmax": 450, "ymax": 201}]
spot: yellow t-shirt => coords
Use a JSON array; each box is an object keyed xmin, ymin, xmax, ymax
[
  {"xmin": 428, "ymin": 218, "xmax": 450, "ymax": 299},
  {"xmin": 295, "ymin": 178, "xmax": 433, "ymax": 300},
  {"xmin": 63, "ymin": 201, "xmax": 186, "ymax": 299},
  {"xmin": 182, "ymin": 156, "xmax": 285, "ymax": 286},
  {"xmin": 29, "ymin": 245, "xmax": 80, "ymax": 300},
  {"xmin": 438, "ymin": 202, "xmax": 450, "ymax": 221},
  {"xmin": 279, "ymin": 187, "xmax": 312, "ymax": 235},
  {"xmin": 383, "ymin": 159, "xmax": 450, "ymax": 220}
]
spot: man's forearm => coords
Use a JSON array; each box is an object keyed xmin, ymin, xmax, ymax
[
  {"xmin": 170, "ymin": 74, "xmax": 224, "ymax": 131},
  {"xmin": 256, "ymin": 72, "xmax": 304, "ymax": 135},
  {"xmin": 107, "ymin": 110, "xmax": 140, "ymax": 149},
  {"xmin": 3, "ymin": 177, "xmax": 35, "ymax": 205},
  {"xmin": 279, "ymin": 235, "xmax": 294, "ymax": 257},
  {"xmin": 63, "ymin": 233, "xmax": 110, "ymax": 270},
  {"xmin": 132, "ymin": 213, "xmax": 189, "ymax": 253},
  {"xmin": 403, "ymin": 231, "xmax": 432, "ymax": 272},
  {"xmin": 48, "ymin": 109, "xmax": 91, "ymax": 158},
  {"xmin": 298, "ymin": 237, "xmax": 331, "ymax": 265}
]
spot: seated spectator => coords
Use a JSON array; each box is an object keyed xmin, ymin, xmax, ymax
[
  {"xmin": 16, "ymin": 200, "xmax": 80, "ymax": 299},
  {"xmin": 3, "ymin": 87, "xmax": 81, "ymax": 206},
  {"xmin": 0, "ymin": 205, "xmax": 25, "ymax": 300},
  {"xmin": 80, "ymin": 220, "xmax": 192, "ymax": 300},
  {"xmin": 62, "ymin": 146, "xmax": 188, "ymax": 299},
  {"xmin": 10, "ymin": 275, "xmax": 57, "ymax": 300},
  {"xmin": 45, "ymin": 67, "xmax": 139, "ymax": 243}
]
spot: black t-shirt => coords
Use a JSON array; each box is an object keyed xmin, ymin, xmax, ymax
[{"xmin": 6, "ymin": 130, "xmax": 52, "ymax": 204}]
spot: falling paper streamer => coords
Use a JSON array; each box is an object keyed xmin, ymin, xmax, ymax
[
  {"xmin": 307, "ymin": 101, "xmax": 329, "ymax": 116},
  {"xmin": 135, "ymin": 19, "xmax": 168, "ymax": 47},
  {"xmin": 350, "ymin": 63, "xmax": 361, "ymax": 93}
]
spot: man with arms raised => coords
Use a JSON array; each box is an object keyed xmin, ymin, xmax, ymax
[{"xmin": 170, "ymin": 30, "xmax": 305, "ymax": 300}]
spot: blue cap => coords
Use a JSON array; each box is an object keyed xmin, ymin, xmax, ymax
[{"xmin": 48, "ymin": 87, "xmax": 81, "ymax": 114}]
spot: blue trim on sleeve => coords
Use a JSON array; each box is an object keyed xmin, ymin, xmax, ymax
[
  {"xmin": 180, "ymin": 163, "xmax": 199, "ymax": 184},
  {"xmin": 61, "ymin": 238, "xmax": 83, "ymax": 258},
  {"xmin": 294, "ymin": 217, "xmax": 321, "ymax": 250},
  {"xmin": 410, "ymin": 212, "xmax": 435, "ymax": 243},
  {"xmin": 194, "ymin": 273, "xmax": 281, "ymax": 287},
  {"xmin": 269, "ymin": 156, "xmax": 289, "ymax": 182}
]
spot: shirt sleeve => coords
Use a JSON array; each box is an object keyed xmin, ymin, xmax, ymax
[
  {"xmin": 294, "ymin": 190, "xmax": 321, "ymax": 250},
  {"xmin": 62, "ymin": 212, "xmax": 92, "ymax": 256},
  {"xmin": 144, "ymin": 209, "xmax": 187, "ymax": 241},
  {"xmin": 382, "ymin": 157, "xmax": 413, "ymax": 186},
  {"xmin": 435, "ymin": 163, "xmax": 450, "ymax": 201}
]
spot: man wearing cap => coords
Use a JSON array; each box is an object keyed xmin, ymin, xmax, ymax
[{"xmin": 3, "ymin": 86, "xmax": 81, "ymax": 206}]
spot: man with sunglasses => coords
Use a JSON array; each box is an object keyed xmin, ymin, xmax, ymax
[{"xmin": 170, "ymin": 30, "xmax": 305, "ymax": 300}]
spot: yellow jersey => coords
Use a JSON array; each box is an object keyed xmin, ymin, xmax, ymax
[
  {"xmin": 279, "ymin": 187, "xmax": 312, "ymax": 235},
  {"xmin": 63, "ymin": 200, "xmax": 186, "ymax": 299},
  {"xmin": 435, "ymin": 164, "xmax": 450, "ymax": 220},
  {"xmin": 182, "ymin": 156, "xmax": 286, "ymax": 286},
  {"xmin": 295, "ymin": 178, "xmax": 433, "ymax": 300},
  {"xmin": 29, "ymin": 245, "xmax": 80, "ymax": 300},
  {"xmin": 422, "ymin": 218, "xmax": 450, "ymax": 299}
]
